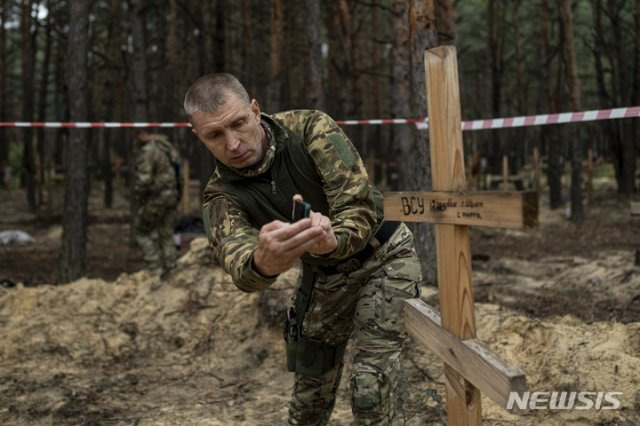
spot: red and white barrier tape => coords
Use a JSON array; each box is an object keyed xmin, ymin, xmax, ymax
[
  {"xmin": 1, "ymin": 106, "xmax": 639, "ymax": 130},
  {"xmin": 0, "ymin": 122, "xmax": 191, "ymax": 128},
  {"xmin": 456, "ymin": 106, "xmax": 640, "ymax": 131}
]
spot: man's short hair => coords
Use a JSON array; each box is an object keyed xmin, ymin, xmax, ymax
[{"xmin": 183, "ymin": 73, "xmax": 250, "ymax": 118}]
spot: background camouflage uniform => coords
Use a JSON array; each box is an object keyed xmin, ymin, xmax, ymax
[
  {"xmin": 134, "ymin": 133, "xmax": 181, "ymax": 274},
  {"xmin": 202, "ymin": 110, "xmax": 422, "ymax": 425}
]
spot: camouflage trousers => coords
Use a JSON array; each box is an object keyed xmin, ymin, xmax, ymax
[
  {"xmin": 135, "ymin": 202, "xmax": 178, "ymax": 272},
  {"xmin": 288, "ymin": 222, "xmax": 422, "ymax": 425}
]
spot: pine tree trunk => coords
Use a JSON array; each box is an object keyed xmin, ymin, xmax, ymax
[
  {"xmin": 635, "ymin": 0, "xmax": 640, "ymax": 107},
  {"xmin": 634, "ymin": 0, "xmax": 640, "ymax": 192},
  {"xmin": 127, "ymin": 0, "xmax": 149, "ymax": 244},
  {"xmin": 36, "ymin": 1, "xmax": 53, "ymax": 205},
  {"xmin": 610, "ymin": 0, "xmax": 636, "ymax": 195},
  {"xmin": 102, "ymin": 128, "xmax": 113, "ymax": 209},
  {"xmin": 591, "ymin": 0, "xmax": 613, "ymax": 157},
  {"xmin": 436, "ymin": 0, "xmax": 457, "ymax": 44},
  {"xmin": 370, "ymin": 3, "xmax": 386, "ymax": 176},
  {"xmin": 559, "ymin": 0, "xmax": 583, "ymax": 220},
  {"xmin": 129, "ymin": 1, "xmax": 148, "ymax": 122},
  {"xmin": 241, "ymin": 0, "xmax": 255, "ymax": 95},
  {"xmin": 165, "ymin": 0, "xmax": 179, "ymax": 119},
  {"xmin": 335, "ymin": 0, "xmax": 364, "ymax": 149},
  {"xmin": 268, "ymin": 0, "xmax": 284, "ymax": 111},
  {"xmin": 327, "ymin": 1, "xmax": 352, "ymax": 118},
  {"xmin": 391, "ymin": 0, "xmax": 438, "ymax": 285},
  {"xmin": 21, "ymin": 0, "xmax": 37, "ymax": 211},
  {"xmin": 511, "ymin": 0, "xmax": 528, "ymax": 173},
  {"xmin": 59, "ymin": 0, "xmax": 90, "ymax": 283},
  {"xmin": 0, "ymin": 0, "xmax": 8, "ymax": 188},
  {"xmin": 412, "ymin": 0, "xmax": 439, "ymax": 285},
  {"xmin": 305, "ymin": 0, "xmax": 324, "ymax": 110},
  {"xmin": 195, "ymin": 0, "xmax": 218, "ymax": 195},
  {"xmin": 192, "ymin": 0, "xmax": 211, "ymax": 76},
  {"xmin": 541, "ymin": 0, "xmax": 563, "ymax": 208},
  {"xmin": 213, "ymin": 0, "xmax": 226, "ymax": 71},
  {"xmin": 101, "ymin": 82, "xmax": 114, "ymax": 210},
  {"xmin": 53, "ymin": 6, "xmax": 67, "ymax": 168},
  {"xmin": 391, "ymin": 0, "xmax": 412, "ymax": 184},
  {"xmin": 488, "ymin": 0, "xmax": 504, "ymax": 174},
  {"xmin": 101, "ymin": 0, "xmax": 123, "ymax": 209}
]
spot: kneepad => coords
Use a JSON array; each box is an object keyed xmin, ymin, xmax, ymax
[{"xmin": 351, "ymin": 366, "xmax": 390, "ymax": 414}]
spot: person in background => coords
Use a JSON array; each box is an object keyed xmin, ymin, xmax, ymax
[
  {"xmin": 185, "ymin": 73, "xmax": 423, "ymax": 425},
  {"xmin": 134, "ymin": 130, "xmax": 181, "ymax": 278}
]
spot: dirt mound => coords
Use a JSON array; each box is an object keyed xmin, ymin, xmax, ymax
[
  {"xmin": 471, "ymin": 303, "xmax": 639, "ymax": 425},
  {"xmin": 0, "ymin": 238, "xmax": 296, "ymax": 425},
  {"xmin": 1, "ymin": 237, "xmax": 639, "ymax": 425},
  {"xmin": 472, "ymin": 195, "xmax": 640, "ymax": 323},
  {"xmin": 473, "ymin": 250, "xmax": 640, "ymax": 323}
]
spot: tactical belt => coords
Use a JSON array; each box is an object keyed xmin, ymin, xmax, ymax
[{"xmin": 315, "ymin": 220, "xmax": 401, "ymax": 276}]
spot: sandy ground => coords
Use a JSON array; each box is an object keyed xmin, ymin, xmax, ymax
[{"xmin": 0, "ymin": 177, "xmax": 639, "ymax": 425}]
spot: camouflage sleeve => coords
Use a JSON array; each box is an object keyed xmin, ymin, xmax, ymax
[
  {"xmin": 304, "ymin": 111, "xmax": 376, "ymax": 260},
  {"xmin": 202, "ymin": 193, "xmax": 277, "ymax": 292},
  {"xmin": 134, "ymin": 147, "xmax": 155, "ymax": 195}
]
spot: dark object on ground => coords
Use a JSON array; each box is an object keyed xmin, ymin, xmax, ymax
[
  {"xmin": 174, "ymin": 214, "xmax": 206, "ymax": 249},
  {"xmin": 1, "ymin": 278, "xmax": 16, "ymax": 288},
  {"xmin": 472, "ymin": 254, "xmax": 491, "ymax": 262},
  {"xmin": 174, "ymin": 214, "xmax": 205, "ymax": 234}
]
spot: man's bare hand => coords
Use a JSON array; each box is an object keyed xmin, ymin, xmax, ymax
[
  {"xmin": 253, "ymin": 194, "xmax": 338, "ymax": 277},
  {"xmin": 253, "ymin": 218, "xmax": 325, "ymax": 277},
  {"xmin": 307, "ymin": 210, "xmax": 338, "ymax": 255},
  {"xmin": 290, "ymin": 193, "xmax": 337, "ymax": 255}
]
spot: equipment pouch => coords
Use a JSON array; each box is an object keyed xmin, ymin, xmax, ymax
[{"xmin": 283, "ymin": 311, "xmax": 347, "ymax": 377}]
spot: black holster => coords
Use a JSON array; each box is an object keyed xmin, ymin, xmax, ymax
[
  {"xmin": 283, "ymin": 263, "xmax": 347, "ymax": 377},
  {"xmin": 284, "ymin": 321, "xmax": 347, "ymax": 377}
]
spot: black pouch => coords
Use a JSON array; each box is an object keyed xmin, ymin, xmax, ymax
[{"xmin": 284, "ymin": 331, "xmax": 347, "ymax": 377}]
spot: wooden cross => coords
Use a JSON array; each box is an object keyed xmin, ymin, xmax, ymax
[{"xmin": 383, "ymin": 46, "xmax": 537, "ymax": 425}]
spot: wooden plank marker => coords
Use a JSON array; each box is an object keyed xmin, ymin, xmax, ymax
[
  {"xmin": 384, "ymin": 191, "xmax": 537, "ymax": 229},
  {"xmin": 502, "ymin": 155, "xmax": 509, "ymax": 191},
  {"xmin": 385, "ymin": 46, "xmax": 535, "ymax": 424}
]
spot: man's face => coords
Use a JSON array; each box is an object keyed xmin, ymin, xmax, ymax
[{"xmin": 190, "ymin": 95, "xmax": 266, "ymax": 169}]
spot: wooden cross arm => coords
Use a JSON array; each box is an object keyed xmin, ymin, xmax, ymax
[
  {"xmin": 384, "ymin": 191, "xmax": 538, "ymax": 228},
  {"xmin": 631, "ymin": 202, "xmax": 640, "ymax": 216},
  {"xmin": 404, "ymin": 298, "xmax": 527, "ymax": 409}
]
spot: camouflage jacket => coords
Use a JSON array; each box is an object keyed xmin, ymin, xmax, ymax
[
  {"xmin": 203, "ymin": 110, "xmax": 381, "ymax": 292},
  {"xmin": 135, "ymin": 134, "xmax": 180, "ymax": 207}
]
